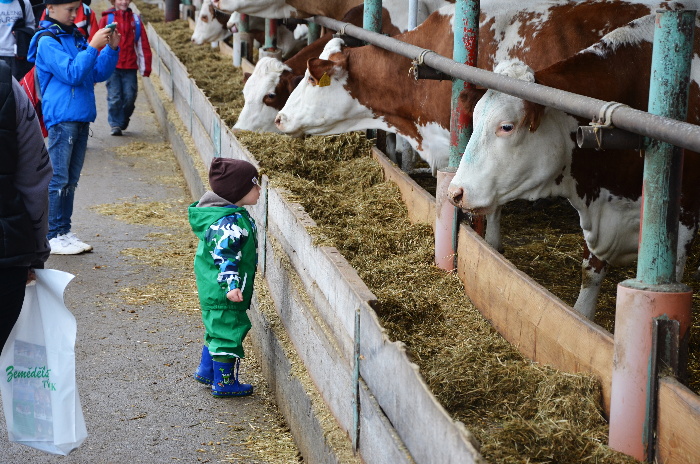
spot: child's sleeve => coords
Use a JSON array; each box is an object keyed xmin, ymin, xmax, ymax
[
  {"xmin": 136, "ymin": 15, "xmax": 152, "ymax": 77},
  {"xmin": 37, "ymin": 36, "xmax": 98, "ymax": 86},
  {"xmin": 92, "ymin": 45, "xmax": 119, "ymax": 83},
  {"xmin": 88, "ymin": 11, "xmax": 100, "ymax": 41},
  {"xmin": 206, "ymin": 215, "xmax": 247, "ymax": 293}
]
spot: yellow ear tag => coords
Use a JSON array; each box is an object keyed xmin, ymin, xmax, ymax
[{"xmin": 318, "ymin": 72, "xmax": 331, "ymax": 87}]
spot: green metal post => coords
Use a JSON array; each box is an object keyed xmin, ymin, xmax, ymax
[
  {"xmin": 634, "ymin": 10, "xmax": 694, "ymax": 286},
  {"xmin": 449, "ymin": 0, "xmax": 478, "ymax": 167},
  {"xmin": 609, "ymin": 10, "xmax": 695, "ymax": 461},
  {"xmin": 363, "ymin": 0, "xmax": 382, "ymax": 36},
  {"xmin": 307, "ymin": 22, "xmax": 321, "ymax": 45},
  {"xmin": 364, "ymin": 0, "xmax": 382, "ymax": 140},
  {"xmin": 238, "ymin": 13, "xmax": 249, "ymax": 33},
  {"xmin": 238, "ymin": 14, "xmax": 252, "ymax": 62},
  {"xmin": 264, "ymin": 19, "xmax": 277, "ymax": 50}
]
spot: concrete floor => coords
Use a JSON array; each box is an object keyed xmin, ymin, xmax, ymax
[{"xmin": 0, "ymin": 80, "xmax": 295, "ymax": 463}]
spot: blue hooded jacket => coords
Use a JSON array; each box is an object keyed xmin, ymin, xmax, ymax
[{"xmin": 27, "ymin": 19, "xmax": 119, "ymax": 130}]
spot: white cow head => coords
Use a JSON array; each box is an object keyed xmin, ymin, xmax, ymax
[
  {"xmin": 274, "ymin": 38, "xmax": 380, "ymax": 137},
  {"xmin": 234, "ymin": 57, "xmax": 293, "ymax": 133},
  {"xmin": 448, "ymin": 60, "xmax": 577, "ymax": 214},
  {"xmin": 213, "ymin": 0, "xmax": 297, "ymax": 18},
  {"xmin": 191, "ymin": 0, "xmax": 230, "ymax": 45}
]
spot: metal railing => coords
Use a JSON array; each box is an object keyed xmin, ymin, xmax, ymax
[{"xmin": 311, "ymin": 15, "xmax": 700, "ymax": 154}]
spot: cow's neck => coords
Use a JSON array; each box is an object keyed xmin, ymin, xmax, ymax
[
  {"xmin": 343, "ymin": 17, "xmax": 454, "ymax": 150},
  {"xmin": 287, "ymin": 0, "xmax": 361, "ymax": 18}
]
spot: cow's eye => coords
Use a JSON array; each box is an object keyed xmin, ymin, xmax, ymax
[
  {"xmin": 307, "ymin": 76, "xmax": 315, "ymax": 85},
  {"xmin": 497, "ymin": 123, "xmax": 515, "ymax": 136},
  {"xmin": 265, "ymin": 93, "xmax": 276, "ymax": 100}
]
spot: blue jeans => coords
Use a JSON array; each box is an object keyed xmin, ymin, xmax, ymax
[
  {"xmin": 47, "ymin": 122, "xmax": 90, "ymax": 239},
  {"xmin": 106, "ymin": 69, "xmax": 138, "ymax": 130}
]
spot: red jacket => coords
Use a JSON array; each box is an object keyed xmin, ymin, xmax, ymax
[
  {"xmin": 99, "ymin": 8, "xmax": 152, "ymax": 77},
  {"xmin": 40, "ymin": 3, "xmax": 99, "ymax": 40}
]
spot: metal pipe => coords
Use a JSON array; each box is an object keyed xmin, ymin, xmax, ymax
[
  {"xmin": 310, "ymin": 15, "xmax": 700, "ymax": 153},
  {"xmin": 238, "ymin": 14, "xmax": 252, "ymax": 63},
  {"xmin": 363, "ymin": 0, "xmax": 382, "ymax": 34},
  {"xmin": 576, "ymin": 126, "xmax": 643, "ymax": 150},
  {"xmin": 264, "ymin": 18, "xmax": 277, "ymax": 50},
  {"xmin": 413, "ymin": 65, "xmax": 450, "ymax": 81},
  {"xmin": 636, "ymin": 9, "xmax": 694, "ymax": 285},
  {"xmin": 307, "ymin": 21, "xmax": 321, "ymax": 45},
  {"xmin": 449, "ymin": 0, "xmax": 478, "ymax": 167},
  {"xmin": 408, "ymin": 0, "xmax": 418, "ymax": 30},
  {"xmin": 363, "ymin": 1, "xmax": 382, "ymax": 141},
  {"xmin": 164, "ymin": 0, "xmax": 180, "ymax": 22},
  {"xmin": 238, "ymin": 13, "xmax": 249, "ymax": 33},
  {"xmin": 608, "ymin": 10, "xmax": 696, "ymax": 462}
]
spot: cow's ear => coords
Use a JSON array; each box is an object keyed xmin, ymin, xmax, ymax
[
  {"xmin": 459, "ymin": 87, "xmax": 487, "ymax": 116},
  {"xmin": 291, "ymin": 74, "xmax": 304, "ymax": 89},
  {"xmin": 307, "ymin": 58, "xmax": 336, "ymax": 86},
  {"xmin": 243, "ymin": 72, "xmax": 252, "ymax": 83},
  {"xmin": 521, "ymin": 100, "xmax": 545, "ymax": 132}
]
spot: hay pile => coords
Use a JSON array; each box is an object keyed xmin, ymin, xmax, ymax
[
  {"xmin": 138, "ymin": 3, "xmax": 245, "ymax": 124},
  {"xmin": 233, "ymin": 132, "xmax": 637, "ymax": 464},
  {"xmin": 135, "ymin": 6, "xmax": 699, "ymax": 462}
]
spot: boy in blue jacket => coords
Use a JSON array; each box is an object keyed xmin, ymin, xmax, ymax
[{"xmin": 27, "ymin": 0, "xmax": 120, "ymax": 255}]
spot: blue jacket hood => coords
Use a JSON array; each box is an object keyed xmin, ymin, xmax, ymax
[{"xmin": 28, "ymin": 20, "xmax": 73, "ymax": 64}]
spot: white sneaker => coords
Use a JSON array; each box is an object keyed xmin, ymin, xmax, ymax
[
  {"xmin": 49, "ymin": 235, "xmax": 84, "ymax": 255},
  {"xmin": 65, "ymin": 232, "xmax": 93, "ymax": 252}
]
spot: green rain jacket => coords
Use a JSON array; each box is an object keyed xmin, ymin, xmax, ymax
[{"xmin": 188, "ymin": 194, "xmax": 258, "ymax": 312}]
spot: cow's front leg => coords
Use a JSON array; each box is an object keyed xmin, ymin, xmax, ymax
[{"xmin": 573, "ymin": 245, "xmax": 608, "ymax": 320}]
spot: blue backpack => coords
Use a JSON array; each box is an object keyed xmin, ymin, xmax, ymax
[{"xmin": 107, "ymin": 12, "xmax": 141, "ymax": 42}]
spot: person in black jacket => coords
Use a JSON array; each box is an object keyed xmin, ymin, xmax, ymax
[{"xmin": 0, "ymin": 60, "xmax": 52, "ymax": 351}]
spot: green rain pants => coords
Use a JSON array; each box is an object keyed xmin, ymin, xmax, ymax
[{"xmin": 202, "ymin": 308, "xmax": 251, "ymax": 359}]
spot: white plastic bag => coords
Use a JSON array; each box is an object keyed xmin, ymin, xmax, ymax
[{"xmin": 0, "ymin": 269, "xmax": 87, "ymax": 455}]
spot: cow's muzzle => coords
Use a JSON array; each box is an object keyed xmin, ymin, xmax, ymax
[{"xmin": 447, "ymin": 185, "xmax": 465, "ymax": 208}]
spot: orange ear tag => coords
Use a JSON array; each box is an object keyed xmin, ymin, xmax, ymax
[{"xmin": 318, "ymin": 73, "xmax": 331, "ymax": 87}]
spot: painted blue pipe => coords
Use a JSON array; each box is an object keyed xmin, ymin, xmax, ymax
[
  {"xmin": 634, "ymin": 9, "xmax": 695, "ymax": 286},
  {"xmin": 363, "ymin": 0, "xmax": 383, "ymax": 34}
]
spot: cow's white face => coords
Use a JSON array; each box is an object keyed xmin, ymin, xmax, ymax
[
  {"xmin": 191, "ymin": 1, "xmax": 228, "ymax": 45},
  {"xmin": 275, "ymin": 38, "xmax": 382, "ymax": 137},
  {"xmin": 449, "ymin": 62, "xmax": 577, "ymax": 214},
  {"xmin": 234, "ymin": 57, "xmax": 291, "ymax": 133},
  {"xmin": 215, "ymin": 0, "xmax": 297, "ymax": 18}
]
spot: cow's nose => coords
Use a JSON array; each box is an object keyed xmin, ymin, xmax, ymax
[
  {"xmin": 274, "ymin": 113, "xmax": 285, "ymax": 129},
  {"xmin": 448, "ymin": 186, "xmax": 463, "ymax": 207}
]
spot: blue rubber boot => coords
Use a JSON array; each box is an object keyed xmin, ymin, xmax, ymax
[
  {"xmin": 193, "ymin": 345, "xmax": 213, "ymax": 385},
  {"xmin": 211, "ymin": 358, "xmax": 253, "ymax": 397}
]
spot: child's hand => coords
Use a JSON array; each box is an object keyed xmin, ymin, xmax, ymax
[
  {"xmin": 108, "ymin": 29, "xmax": 122, "ymax": 50},
  {"xmin": 226, "ymin": 289, "xmax": 243, "ymax": 302},
  {"xmin": 89, "ymin": 28, "xmax": 112, "ymax": 50}
]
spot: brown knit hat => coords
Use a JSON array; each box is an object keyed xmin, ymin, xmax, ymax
[{"xmin": 208, "ymin": 158, "xmax": 259, "ymax": 205}]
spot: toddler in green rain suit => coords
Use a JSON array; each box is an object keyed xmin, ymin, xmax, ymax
[{"xmin": 188, "ymin": 157, "xmax": 261, "ymax": 397}]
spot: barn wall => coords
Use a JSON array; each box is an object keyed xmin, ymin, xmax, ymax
[{"xmin": 144, "ymin": 23, "xmax": 484, "ymax": 464}]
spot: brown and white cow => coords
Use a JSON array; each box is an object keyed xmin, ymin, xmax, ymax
[
  {"xmin": 233, "ymin": 5, "xmax": 400, "ymax": 133},
  {"xmin": 213, "ymin": 0, "xmax": 454, "ymax": 31},
  {"xmin": 448, "ymin": 12, "xmax": 700, "ymax": 319},
  {"xmin": 191, "ymin": 0, "xmax": 242, "ymax": 45},
  {"xmin": 191, "ymin": 5, "xmax": 306, "ymax": 59},
  {"xmin": 274, "ymin": 0, "xmax": 669, "ymax": 174}
]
